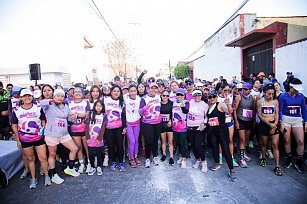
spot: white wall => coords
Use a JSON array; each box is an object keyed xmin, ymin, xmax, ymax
[
  {"xmin": 8, "ymin": 73, "xmax": 64, "ymax": 87},
  {"xmin": 193, "ymin": 15, "xmax": 244, "ymax": 82},
  {"xmin": 275, "ymin": 40, "xmax": 307, "ymax": 95}
]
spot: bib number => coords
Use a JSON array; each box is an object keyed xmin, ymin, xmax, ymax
[
  {"xmin": 162, "ymin": 114, "xmax": 170, "ymax": 122},
  {"xmin": 208, "ymin": 117, "xmax": 219, "ymax": 127},
  {"xmin": 188, "ymin": 113, "xmax": 195, "ymax": 121},
  {"xmin": 243, "ymin": 109, "xmax": 253, "ymax": 118},
  {"xmin": 262, "ymin": 106, "xmax": 274, "ymax": 114},
  {"xmin": 288, "ymin": 106, "xmax": 300, "ymax": 115},
  {"xmin": 54, "ymin": 118, "xmax": 67, "ymax": 129}
]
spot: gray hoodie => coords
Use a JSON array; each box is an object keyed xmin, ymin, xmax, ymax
[{"xmin": 40, "ymin": 99, "xmax": 75, "ymax": 137}]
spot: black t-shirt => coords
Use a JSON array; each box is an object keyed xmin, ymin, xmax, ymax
[{"xmin": 160, "ymin": 100, "xmax": 173, "ymax": 124}]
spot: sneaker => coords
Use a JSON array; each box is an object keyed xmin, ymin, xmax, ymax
[
  {"xmin": 160, "ymin": 155, "xmax": 167, "ymax": 162},
  {"xmin": 153, "ymin": 157, "xmax": 159, "ymax": 166},
  {"xmin": 88, "ymin": 167, "xmax": 96, "ymax": 176},
  {"xmin": 141, "ymin": 148, "xmax": 146, "ymax": 157},
  {"xmin": 228, "ymin": 170, "xmax": 236, "ymax": 182},
  {"xmin": 51, "ymin": 173, "xmax": 64, "ymax": 184},
  {"xmin": 219, "ymin": 154, "xmax": 223, "ymax": 165},
  {"xmin": 266, "ymin": 150, "xmax": 274, "ymax": 159},
  {"xmin": 119, "ymin": 163, "xmax": 126, "ymax": 172},
  {"xmin": 260, "ymin": 159, "xmax": 267, "ymax": 167},
  {"xmin": 181, "ymin": 160, "xmax": 187, "ymax": 169},
  {"xmin": 244, "ymin": 154, "xmax": 251, "ymax": 162},
  {"xmin": 210, "ymin": 163, "xmax": 222, "ymax": 171},
  {"xmin": 294, "ymin": 162, "xmax": 305, "ymax": 173},
  {"xmin": 40, "ymin": 167, "xmax": 44, "ymax": 176},
  {"xmin": 248, "ymin": 141, "xmax": 254, "ymax": 149},
  {"xmin": 97, "ymin": 167, "xmax": 103, "ymax": 176},
  {"xmin": 232, "ymin": 158, "xmax": 239, "ymax": 167},
  {"xmin": 78, "ymin": 163, "xmax": 85, "ymax": 174},
  {"xmin": 274, "ymin": 166, "xmax": 283, "ymax": 176},
  {"xmin": 201, "ymin": 161, "xmax": 208, "ymax": 173},
  {"xmin": 169, "ymin": 158, "xmax": 175, "ymax": 166},
  {"xmin": 29, "ymin": 178, "xmax": 38, "ymax": 189},
  {"xmin": 103, "ymin": 155, "xmax": 109, "ymax": 167},
  {"xmin": 135, "ymin": 157, "xmax": 143, "ymax": 166},
  {"xmin": 130, "ymin": 159, "xmax": 138, "ymax": 168},
  {"xmin": 177, "ymin": 157, "xmax": 183, "ymax": 164},
  {"xmin": 239, "ymin": 159, "xmax": 248, "ymax": 168},
  {"xmin": 284, "ymin": 158, "xmax": 292, "ymax": 168},
  {"xmin": 259, "ymin": 152, "xmax": 263, "ymax": 160},
  {"xmin": 193, "ymin": 160, "xmax": 201, "ymax": 169},
  {"xmin": 110, "ymin": 162, "xmax": 117, "ymax": 171},
  {"xmin": 20, "ymin": 168, "xmax": 29, "ymax": 179},
  {"xmin": 86, "ymin": 163, "xmax": 91, "ymax": 173},
  {"xmin": 64, "ymin": 167, "xmax": 80, "ymax": 177},
  {"xmin": 145, "ymin": 159, "xmax": 151, "ymax": 168},
  {"xmin": 44, "ymin": 176, "xmax": 51, "ymax": 186}
]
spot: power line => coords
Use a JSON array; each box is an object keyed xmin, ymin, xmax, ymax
[{"xmin": 182, "ymin": 0, "xmax": 250, "ymax": 62}]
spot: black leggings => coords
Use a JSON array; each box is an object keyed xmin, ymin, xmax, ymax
[
  {"xmin": 57, "ymin": 144, "xmax": 69, "ymax": 166},
  {"xmin": 105, "ymin": 127, "xmax": 124, "ymax": 163},
  {"xmin": 188, "ymin": 128, "xmax": 206, "ymax": 161},
  {"xmin": 142, "ymin": 123, "xmax": 162, "ymax": 159},
  {"xmin": 174, "ymin": 131, "xmax": 187, "ymax": 157},
  {"xmin": 88, "ymin": 147, "xmax": 103, "ymax": 167},
  {"xmin": 208, "ymin": 125, "xmax": 233, "ymax": 169}
]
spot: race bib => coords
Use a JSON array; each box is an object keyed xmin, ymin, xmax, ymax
[
  {"xmin": 225, "ymin": 113, "xmax": 232, "ymax": 123},
  {"xmin": 287, "ymin": 106, "xmax": 301, "ymax": 115},
  {"xmin": 54, "ymin": 118, "xmax": 67, "ymax": 129},
  {"xmin": 188, "ymin": 113, "xmax": 195, "ymax": 121},
  {"xmin": 208, "ymin": 117, "xmax": 219, "ymax": 127},
  {"xmin": 162, "ymin": 114, "xmax": 170, "ymax": 122},
  {"xmin": 243, "ymin": 109, "xmax": 253, "ymax": 118},
  {"xmin": 262, "ymin": 106, "xmax": 274, "ymax": 114}
]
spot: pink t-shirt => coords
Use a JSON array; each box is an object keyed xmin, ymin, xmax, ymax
[{"xmin": 68, "ymin": 100, "xmax": 90, "ymax": 132}]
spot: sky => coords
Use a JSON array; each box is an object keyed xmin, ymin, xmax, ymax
[{"xmin": 0, "ymin": 0, "xmax": 306, "ymax": 82}]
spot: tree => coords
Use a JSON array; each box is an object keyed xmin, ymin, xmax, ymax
[
  {"xmin": 174, "ymin": 64, "xmax": 190, "ymax": 79},
  {"xmin": 103, "ymin": 40, "xmax": 134, "ymax": 78}
]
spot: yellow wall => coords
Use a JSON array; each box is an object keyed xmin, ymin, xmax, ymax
[
  {"xmin": 287, "ymin": 24, "xmax": 307, "ymax": 43},
  {"xmin": 256, "ymin": 17, "xmax": 307, "ymax": 29}
]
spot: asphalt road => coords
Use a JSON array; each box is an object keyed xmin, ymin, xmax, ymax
[{"xmin": 0, "ymin": 148, "xmax": 306, "ymax": 204}]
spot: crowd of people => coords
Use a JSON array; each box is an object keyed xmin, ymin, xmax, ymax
[{"xmin": 0, "ymin": 70, "xmax": 306, "ymax": 189}]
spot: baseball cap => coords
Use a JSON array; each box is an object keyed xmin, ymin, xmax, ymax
[
  {"xmin": 290, "ymin": 78, "xmax": 304, "ymax": 91},
  {"xmin": 242, "ymin": 82, "xmax": 252, "ymax": 90},
  {"xmin": 176, "ymin": 88, "xmax": 185, "ymax": 95},
  {"xmin": 209, "ymin": 90, "xmax": 217, "ymax": 96},
  {"xmin": 12, "ymin": 86, "xmax": 21, "ymax": 95},
  {"xmin": 20, "ymin": 89, "xmax": 33, "ymax": 96},
  {"xmin": 33, "ymin": 90, "xmax": 42, "ymax": 99},
  {"xmin": 54, "ymin": 88, "xmax": 65, "ymax": 96},
  {"xmin": 257, "ymin": 72, "xmax": 265, "ymax": 77},
  {"xmin": 192, "ymin": 90, "xmax": 202, "ymax": 96},
  {"xmin": 185, "ymin": 78, "xmax": 193, "ymax": 84},
  {"xmin": 236, "ymin": 83, "xmax": 243, "ymax": 89},
  {"xmin": 195, "ymin": 82, "xmax": 204, "ymax": 87}
]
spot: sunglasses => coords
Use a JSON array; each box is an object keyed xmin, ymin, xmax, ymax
[
  {"xmin": 223, "ymin": 89, "xmax": 230, "ymax": 92},
  {"xmin": 208, "ymin": 95, "xmax": 217, "ymax": 99},
  {"xmin": 186, "ymin": 83, "xmax": 193, "ymax": 86},
  {"xmin": 162, "ymin": 94, "xmax": 169, "ymax": 97},
  {"xmin": 176, "ymin": 94, "xmax": 184, "ymax": 96},
  {"xmin": 193, "ymin": 93, "xmax": 202, "ymax": 97}
]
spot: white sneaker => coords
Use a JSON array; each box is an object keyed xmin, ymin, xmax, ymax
[
  {"xmin": 177, "ymin": 157, "xmax": 183, "ymax": 164},
  {"xmin": 97, "ymin": 166, "xmax": 102, "ymax": 176},
  {"xmin": 64, "ymin": 167, "xmax": 80, "ymax": 177},
  {"xmin": 145, "ymin": 159, "xmax": 151, "ymax": 168},
  {"xmin": 44, "ymin": 176, "xmax": 51, "ymax": 186},
  {"xmin": 259, "ymin": 152, "xmax": 263, "ymax": 160},
  {"xmin": 181, "ymin": 160, "xmax": 187, "ymax": 169},
  {"xmin": 29, "ymin": 178, "xmax": 38, "ymax": 189},
  {"xmin": 193, "ymin": 160, "xmax": 201, "ymax": 169},
  {"xmin": 87, "ymin": 167, "xmax": 96, "ymax": 176},
  {"xmin": 103, "ymin": 155, "xmax": 109, "ymax": 167},
  {"xmin": 78, "ymin": 163, "xmax": 85, "ymax": 174},
  {"xmin": 86, "ymin": 163, "xmax": 91, "ymax": 173},
  {"xmin": 244, "ymin": 154, "xmax": 251, "ymax": 162},
  {"xmin": 51, "ymin": 173, "xmax": 64, "ymax": 184},
  {"xmin": 20, "ymin": 168, "xmax": 29, "ymax": 179},
  {"xmin": 201, "ymin": 161, "xmax": 208, "ymax": 173},
  {"xmin": 266, "ymin": 150, "xmax": 274, "ymax": 159},
  {"xmin": 153, "ymin": 157, "xmax": 159, "ymax": 166}
]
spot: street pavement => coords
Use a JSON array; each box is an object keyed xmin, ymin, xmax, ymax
[{"xmin": 0, "ymin": 149, "xmax": 306, "ymax": 204}]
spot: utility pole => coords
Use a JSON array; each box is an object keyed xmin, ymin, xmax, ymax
[{"xmin": 169, "ymin": 59, "xmax": 171, "ymax": 79}]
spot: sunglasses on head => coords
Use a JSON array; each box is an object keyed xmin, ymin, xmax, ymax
[
  {"xmin": 208, "ymin": 95, "xmax": 217, "ymax": 99},
  {"xmin": 162, "ymin": 94, "xmax": 169, "ymax": 97},
  {"xmin": 193, "ymin": 93, "xmax": 202, "ymax": 97},
  {"xmin": 176, "ymin": 93, "xmax": 184, "ymax": 96}
]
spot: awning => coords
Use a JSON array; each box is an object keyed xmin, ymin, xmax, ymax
[{"xmin": 225, "ymin": 29, "xmax": 276, "ymax": 47}]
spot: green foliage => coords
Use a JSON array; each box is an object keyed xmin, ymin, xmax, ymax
[{"xmin": 174, "ymin": 64, "xmax": 190, "ymax": 79}]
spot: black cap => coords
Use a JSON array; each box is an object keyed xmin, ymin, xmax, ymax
[
  {"xmin": 185, "ymin": 78, "xmax": 193, "ymax": 84},
  {"xmin": 286, "ymin": 71, "xmax": 292, "ymax": 75},
  {"xmin": 209, "ymin": 90, "xmax": 217, "ymax": 96},
  {"xmin": 0, "ymin": 81, "xmax": 3, "ymax": 87}
]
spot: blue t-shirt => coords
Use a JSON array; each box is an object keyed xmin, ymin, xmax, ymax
[{"xmin": 279, "ymin": 92, "xmax": 307, "ymax": 122}]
